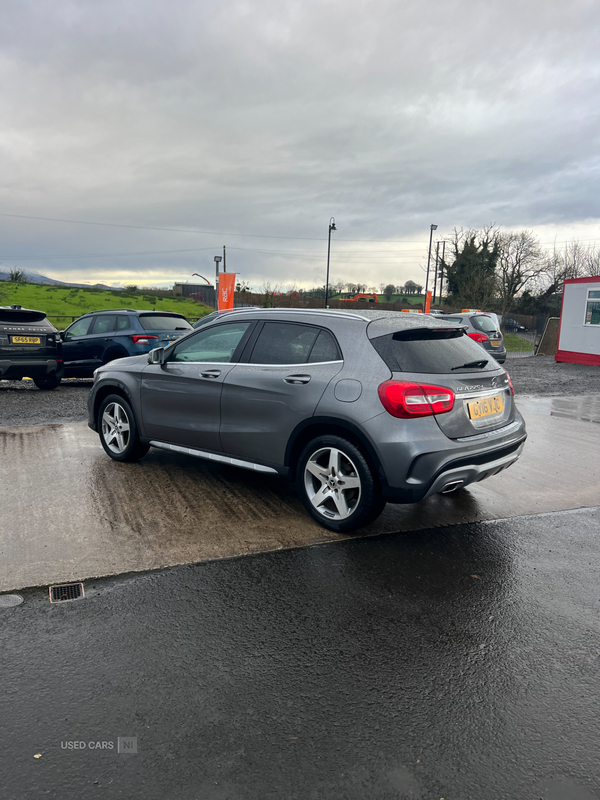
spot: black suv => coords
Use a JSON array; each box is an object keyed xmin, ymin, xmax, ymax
[
  {"xmin": 61, "ymin": 309, "xmax": 193, "ymax": 378},
  {"xmin": 0, "ymin": 305, "xmax": 64, "ymax": 389}
]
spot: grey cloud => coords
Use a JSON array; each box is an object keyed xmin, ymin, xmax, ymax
[{"xmin": 0, "ymin": 0, "xmax": 598, "ymax": 287}]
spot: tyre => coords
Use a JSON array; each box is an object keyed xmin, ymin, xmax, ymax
[
  {"xmin": 296, "ymin": 435, "xmax": 386, "ymax": 532},
  {"xmin": 97, "ymin": 393, "xmax": 149, "ymax": 462},
  {"xmin": 33, "ymin": 374, "xmax": 60, "ymax": 390}
]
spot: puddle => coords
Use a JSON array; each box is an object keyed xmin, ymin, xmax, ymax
[{"xmin": 517, "ymin": 394, "xmax": 600, "ymax": 424}]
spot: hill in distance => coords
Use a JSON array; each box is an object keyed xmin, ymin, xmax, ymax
[{"xmin": 0, "ymin": 269, "xmax": 120, "ymax": 291}]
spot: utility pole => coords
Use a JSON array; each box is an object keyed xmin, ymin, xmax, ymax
[
  {"xmin": 424, "ymin": 224, "xmax": 438, "ymax": 310},
  {"xmin": 439, "ymin": 241, "xmax": 446, "ymax": 303},
  {"xmin": 325, "ymin": 217, "xmax": 336, "ymax": 309},
  {"xmin": 214, "ymin": 255, "xmax": 222, "ymax": 308},
  {"xmin": 432, "ymin": 241, "xmax": 440, "ymax": 305},
  {"xmin": 223, "ymin": 245, "xmax": 226, "ymax": 272}
]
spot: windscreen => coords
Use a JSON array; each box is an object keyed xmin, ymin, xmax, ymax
[
  {"xmin": 139, "ymin": 315, "xmax": 192, "ymax": 331},
  {"xmin": 370, "ymin": 328, "xmax": 498, "ymax": 373},
  {"xmin": 0, "ymin": 308, "xmax": 49, "ymax": 324},
  {"xmin": 472, "ymin": 315, "xmax": 498, "ymax": 333}
]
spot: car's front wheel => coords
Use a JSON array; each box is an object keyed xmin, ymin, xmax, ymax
[
  {"xmin": 296, "ymin": 435, "xmax": 386, "ymax": 532},
  {"xmin": 98, "ymin": 394, "xmax": 149, "ymax": 462}
]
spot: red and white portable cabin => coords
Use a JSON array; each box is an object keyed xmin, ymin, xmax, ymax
[{"xmin": 555, "ymin": 276, "xmax": 600, "ymax": 366}]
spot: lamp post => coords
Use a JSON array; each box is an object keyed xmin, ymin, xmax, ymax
[
  {"xmin": 214, "ymin": 256, "xmax": 222, "ymax": 308},
  {"xmin": 325, "ymin": 217, "xmax": 336, "ymax": 309},
  {"xmin": 424, "ymin": 224, "xmax": 438, "ymax": 310}
]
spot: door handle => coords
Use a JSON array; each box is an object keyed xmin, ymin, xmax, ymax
[
  {"xmin": 201, "ymin": 370, "xmax": 221, "ymax": 378},
  {"xmin": 284, "ymin": 374, "xmax": 311, "ymax": 385}
]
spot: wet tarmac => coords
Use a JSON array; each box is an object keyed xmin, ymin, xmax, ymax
[
  {"xmin": 2, "ymin": 506, "xmax": 600, "ymax": 799},
  {"xmin": 1, "ymin": 398, "xmax": 599, "ymax": 591}
]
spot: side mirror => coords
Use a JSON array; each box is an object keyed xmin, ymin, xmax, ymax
[{"xmin": 148, "ymin": 347, "xmax": 166, "ymax": 365}]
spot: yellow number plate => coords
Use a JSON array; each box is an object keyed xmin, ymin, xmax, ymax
[
  {"xmin": 467, "ymin": 394, "xmax": 504, "ymax": 419},
  {"xmin": 490, "ymin": 339, "xmax": 501, "ymax": 346},
  {"xmin": 12, "ymin": 336, "xmax": 41, "ymax": 344}
]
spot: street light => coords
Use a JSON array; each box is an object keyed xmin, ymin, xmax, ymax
[
  {"xmin": 214, "ymin": 256, "xmax": 222, "ymax": 306},
  {"xmin": 424, "ymin": 224, "xmax": 438, "ymax": 309},
  {"xmin": 325, "ymin": 217, "xmax": 336, "ymax": 309}
]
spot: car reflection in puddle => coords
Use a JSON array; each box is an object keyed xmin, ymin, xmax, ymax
[{"xmin": 517, "ymin": 394, "xmax": 600, "ymax": 424}]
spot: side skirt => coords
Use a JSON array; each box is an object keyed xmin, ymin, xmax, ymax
[{"xmin": 148, "ymin": 440, "xmax": 284, "ymax": 476}]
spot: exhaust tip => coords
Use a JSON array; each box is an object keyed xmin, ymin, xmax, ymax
[{"xmin": 441, "ymin": 480, "xmax": 464, "ymax": 494}]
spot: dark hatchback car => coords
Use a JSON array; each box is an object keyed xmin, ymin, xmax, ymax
[
  {"xmin": 0, "ymin": 304, "xmax": 63, "ymax": 389},
  {"xmin": 61, "ymin": 309, "xmax": 193, "ymax": 378},
  {"xmin": 441, "ymin": 312, "xmax": 507, "ymax": 364},
  {"xmin": 88, "ymin": 308, "xmax": 526, "ymax": 532}
]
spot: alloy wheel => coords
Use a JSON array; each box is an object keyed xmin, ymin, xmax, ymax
[
  {"xmin": 101, "ymin": 402, "xmax": 131, "ymax": 455},
  {"xmin": 303, "ymin": 447, "xmax": 362, "ymax": 521}
]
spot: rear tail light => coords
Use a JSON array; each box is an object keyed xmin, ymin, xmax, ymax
[
  {"xmin": 378, "ymin": 381, "xmax": 455, "ymax": 418},
  {"xmin": 130, "ymin": 335, "xmax": 159, "ymax": 345},
  {"xmin": 506, "ymin": 371, "xmax": 515, "ymax": 396},
  {"xmin": 468, "ymin": 332, "xmax": 489, "ymax": 343}
]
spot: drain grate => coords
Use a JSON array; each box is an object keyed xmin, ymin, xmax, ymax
[
  {"xmin": 49, "ymin": 583, "xmax": 85, "ymax": 603},
  {"xmin": 0, "ymin": 594, "xmax": 24, "ymax": 608}
]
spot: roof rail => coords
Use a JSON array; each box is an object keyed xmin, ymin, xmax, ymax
[
  {"xmin": 230, "ymin": 307, "xmax": 369, "ymax": 321},
  {"xmin": 81, "ymin": 308, "xmax": 138, "ymax": 315}
]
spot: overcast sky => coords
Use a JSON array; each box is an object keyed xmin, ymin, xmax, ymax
[{"xmin": 0, "ymin": 0, "xmax": 599, "ymax": 289}]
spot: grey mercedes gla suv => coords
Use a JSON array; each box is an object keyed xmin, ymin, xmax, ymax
[{"xmin": 88, "ymin": 308, "xmax": 527, "ymax": 532}]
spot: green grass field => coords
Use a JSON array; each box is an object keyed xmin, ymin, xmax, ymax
[
  {"xmin": 503, "ymin": 333, "xmax": 534, "ymax": 352},
  {"xmin": 0, "ymin": 282, "xmax": 211, "ymax": 329}
]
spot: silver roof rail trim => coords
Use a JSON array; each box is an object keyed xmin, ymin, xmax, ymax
[
  {"xmin": 226, "ymin": 307, "xmax": 370, "ymax": 321},
  {"xmin": 149, "ymin": 440, "xmax": 278, "ymax": 473}
]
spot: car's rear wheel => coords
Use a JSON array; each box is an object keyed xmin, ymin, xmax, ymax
[
  {"xmin": 33, "ymin": 374, "xmax": 60, "ymax": 390},
  {"xmin": 296, "ymin": 435, "xmax": 386, "ymax": 532},
  {"xmin": 98, "ymin": 394, "xmax": 149, "ymax": 462}
]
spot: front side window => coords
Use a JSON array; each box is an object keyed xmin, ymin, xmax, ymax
[
  {"xmin": 585, "ymin": 290, "xmax": 600, "ymax": 325},
  {"xmin": 171, "ymin": 322, "xmax": 251, "ymax": 363},
  {"xmin": 64, "ymin": 318, "xmax": 93, "ymax": 339},
  {"xmin": 249, "ymin": 322, "xmax": 321, "ymax": 364}
]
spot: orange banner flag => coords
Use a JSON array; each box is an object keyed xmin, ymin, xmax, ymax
[
  {"xmin": 218, "ymin": 273, "xmax": 236, "ymax": 311},
  {"xmin": 425, "ymin": 291, "xmax": 432, "ymax": 314}
]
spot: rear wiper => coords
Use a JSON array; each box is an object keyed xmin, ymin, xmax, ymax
[
  {"xmin": 451, "ymin": 359, "xmax": 488, "ymax": 370},
  {"xmin": 174, "ymin": 327, "xmax": 189, "ymax": 330}
]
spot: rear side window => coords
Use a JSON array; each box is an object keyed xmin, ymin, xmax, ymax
[
  {"xmin": 307, "ymin": 330, "xmax": 341, "ymax": 362},
  {"xmin": 115, "ymin": 315, "xmax": 131, "ymax": 330},
  {"xmin": 139, "ymin": 315, "xmax": 192, "ymax": 331},
  {"xmin": 370, "ymin": 329, "xmax": 498, "ymax": 373},
  {"xmin": 91, "ymin": 315, "xmax": 116, "ymax": 334},
  {"xmin": 471, "ymin": 315, "xmax": 498, "ymax": 333},
  {"xmin": 249, "ymin": 322, "xmax": 320, "ymax": 364}
]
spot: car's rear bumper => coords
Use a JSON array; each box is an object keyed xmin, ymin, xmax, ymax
[
  {"xmin": 0, "ymin": 358, "xmax": 64, "ymax": 380},
  {"xmin": 360, "ymin": 408, "xmax": 527, "ymax": 504},
  {"xmin": 380, "ymin": 432, "xmax": 526, "ymax": 502}
]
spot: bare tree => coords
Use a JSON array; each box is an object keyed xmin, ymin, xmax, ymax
[{"xmin": 496, "ymin": 230, "xmax": 546, "ymax": 318}]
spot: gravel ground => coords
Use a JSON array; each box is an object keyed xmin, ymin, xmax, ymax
[
  {"xmin": 507, "ymin": 354, "xmax": 600, "ymax": 396},
  {"xmin": 1, "ymin": 356, "xmax": 599, "ymax": 426},
  {"xmin": 0, "ymin": 379, "xmax": 93, "ymax": 427}
]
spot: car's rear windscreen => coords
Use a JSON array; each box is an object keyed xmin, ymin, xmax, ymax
[
  {"xmin": 139, "ymin": 315, "xmax": 192, "ymax": 331},
  {"xmin": 471, "ymin": 315, "xmax": 499, "ymax": 333},
  {"xmin": 370, "ymin": 328, "xmax": 498, "ymax": 373},
  {"xmin": 0, "ymin": 309, "xmax": 48, "ymax": 324}
]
